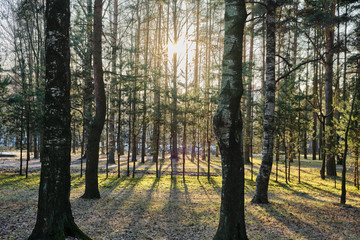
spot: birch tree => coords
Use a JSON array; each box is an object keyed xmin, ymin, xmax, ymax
[
  {"xmin": 213, "ymin": 0, "xmax": 248, "ymax": 238},
  {"xmin": 252, "ymin": 0, "xmax": 277, "ymax": 204}
]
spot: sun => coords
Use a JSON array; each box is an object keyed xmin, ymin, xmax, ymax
[{"xmin": 167, "ymin": 38, "xmax": 187, "ymax": 58}]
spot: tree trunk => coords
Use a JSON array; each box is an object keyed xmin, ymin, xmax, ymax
[
  {"xmin": 82, "ymin": 0, "xmax": 106, "ymax": 199},
  {"xmin": 325, "ymin": 1, "xmax": 336, "ymax": 177},
  {"xmin": 170, "ymin": 0, "xmax": 179, "ymax": 164},
  {"xmin": 213, "ymin": 0, "xmax": 247, "ymax": 238},
  {"xmin": 141, "ymin": 0, "xmax": 150, "ymax": 164},
  {"xmin": 312, "ymin": 33, "xmax": 318, "ymax": 160},
  {"xmin": 340, "ymin": 93, "xmax": 355, "ymax": 204},
  {"xmin": 183, "ymin": 1, "xmax": 189, "ymax": 180},
  {"xmin": 33, "ymin": 135, "xmax": 39, "ymax": 159},
  {"xmin": 82, "ymin": 0, "xmax": 94, "ymax": 161},
  {"xmin": 355, "ymin": 147, "xmax": 359, "ymax": 189},
  {"xmin": 161, "ymin": 1, "xmax": 170, "ymax": 162},
  {"xmin": 244, "ymin": 6, "xmax": 254, "ymax": 165},
  {"xmin": 191, "ymin": 0, "xmax": 200, "ymax": 163},
  {"xmin": 29, "ymin": 0, "xmax": 90, "ymax": 238},
  {"xmin": 131, "ymin": 0, "xmax": 141, "ymax": 165},
  {"xmin": 108, "ymin": 0, "xmax": 119, "ymax": 165},
  {"xmin": 252, "ymin": 0, "xmax": 277, "ymax": 204},
  {"xmin": 19, "ymin": 108, "xmax": 24, "ymax": 176},
  {"xmin": 152, "ymin": 1, "xmax": 163, "ymax": 178}
]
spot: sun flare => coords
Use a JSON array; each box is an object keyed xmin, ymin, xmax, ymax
[{"xmin": 167, "ymin": 39, "xmax": 187, "ymax": 57}]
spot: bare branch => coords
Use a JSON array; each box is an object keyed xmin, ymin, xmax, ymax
[{"xmin": 276, "ymin": 56, "xmax": 323, "ymax": 83}]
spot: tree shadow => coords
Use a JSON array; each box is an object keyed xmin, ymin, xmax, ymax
[
  {"xmin": 257, "ymin": 202, "xmax": 327, "ymax": 239},
  {"xmin": 208, "ymin": 176, "xmax": 221, "ymax": 195}
]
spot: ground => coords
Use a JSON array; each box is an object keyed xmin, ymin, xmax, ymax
[{"xmin": 0, "ymin": 152, "xmax": 359, "ymax": 240}]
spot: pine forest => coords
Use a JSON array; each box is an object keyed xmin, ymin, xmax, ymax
[{"xmin": 0, "ymin": 0, "xmax": 359, "ymax": 239}]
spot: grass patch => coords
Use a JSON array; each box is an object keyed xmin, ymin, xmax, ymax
[{"xmin": 0, "ymin": 154, "xmax": 359, "ymax": 239}]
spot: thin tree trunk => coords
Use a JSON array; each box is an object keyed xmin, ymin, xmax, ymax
[
  {"xmin": 19, "ymin": 108, "xmax": 24, "ymax": 176},
  {"xmin": 26, "ymin": 100, "xmax": 30, "ymax": 178},
  {"xmin": 341, "ymin": 81, "xmax": 356, "ymax": 204},
  {"xmin": 162, "ymin": 1, "xmax": 170, "ymax": 162},
  {"xmin": 183, "ymin": 1, "xmax": 189, "ymax": 181},
  {"xmin": 325, "ymin": 1, "xmax": 336, "ymax": 177},
  {"xmin": 355, "ymin": 147, "xmax": 359, "ymax": 189},
  {"xmin": 312, "ymin": 30, "xmax": 318, "ymax": 160},
  {"xmin": 244, "ymin": 5, "xmax": 254, "ymax": 165},
  {"xmin": 252, "ymin": 0, "xmax": 277, "ymax": 204},
  {"xmin": 72, "ymin": 116, "xmax": 76, "ymax": 154},
  {"xmin": 152, "ymin": 1, "xmax": 163, "ymax": 178},
  {"xmin": 108, "ymin": 0, "xmax": 119, "ymax": 165},
  {"xmin": 141, "ymin": 0, "xmax": 150, "ymax": 164},
  {"xmin": 82, "ymin": 0, "xmax": 94, "ymax": 161},
  {"xmin": 170, "ymin": 0, "xmax": 179, "ymax": 166},
  {"xmin": 320, "ymin": 117, "xmax": 326, "ymax": 179},
  {"xmin": 127, "ymin": 90, "xmax": 132, "ymax": 177},
  {"xmin": 275, "ymin": 136, "xmax": 279, "ymax": 182},
  {"xmin": 82, "ymin": 0, "xmax": 106, "ymax": 199},
  {"xmin": 191, "ymin": 0, "xmax": 200, "ymax": 163}
]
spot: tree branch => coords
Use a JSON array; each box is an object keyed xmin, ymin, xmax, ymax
[
  {"xmin": 304, "ymin": 31, "xmax": 326, "ymax": 64},
  {"xmin": 276, "ymin": 56, "xmax": 323, "ymax": 83},
  {"xmin": 275, "ymin": 54, "xmax": 293, "ymax": 68}
]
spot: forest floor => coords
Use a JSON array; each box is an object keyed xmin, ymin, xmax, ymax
[{"xmin": 0, "ymin": 152, "xmax": 360, "ymax": 240}]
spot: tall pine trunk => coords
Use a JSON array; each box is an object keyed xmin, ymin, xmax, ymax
[
  {"xmin": 82, "ymin": 0, "xmax": 106, "ymax": 199},
  {"xmin": 244, "ymin": 6, "xmax": 254, "ymax": 165},
  {"xmin": 325, "ymin": 1, "xmax": 336, "ymax": 177},
  {"xmin": 108, "ymin": 0, "xmax": 119, "ymax": 165}
]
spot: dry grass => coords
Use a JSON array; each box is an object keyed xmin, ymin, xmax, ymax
[{"xmin": 0, "ymin": 154, "xmax": 359, "ymax": 240}]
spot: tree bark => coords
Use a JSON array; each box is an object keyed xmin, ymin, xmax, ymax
[
  {"xmin": 244, "ymin": 5, "xmax": 254, "ymax": 165},
  {"xmin": 82, "ymin": 0, "xmax": 106, "ymax": 199},
  {"xmin": 252, "ymin": 0, "xmax": 277, "ymax": 204},
  {"xmin": 141, "ymin": 0, "xmax": 150, "ymax": 164},
  {"xmin": 29, "ymin": 0, "xmax": 90, "ymax": 238},
  {"xmin": 213, "ymin": 0, "xmax": 247, "ymax": 239},
  {"xmin": 312, "ymin": 32, "xmax": 318, "ymax": 160},
  {"xmin": 152, "ymin": 1, "xmax": 163, "ymax": 178},
  {"xmin": 170, "ymin": 0, "xmax": 179, "ymax": 164},
  {"xmin": 108, "ymin": 0, "xmax": 119, "ymax": 165},
  {"xmin": 325, "ymin": 1, "xmax": 336, "ymax": 177},
  {"xmin": 82, "ymin": 0, "xmax": 94, "ymax": 161}
]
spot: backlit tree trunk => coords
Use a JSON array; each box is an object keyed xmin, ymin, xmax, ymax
[
  {"xmin": 108, "ymin": 0, "xmax": 119, "ymax": 164},
  {"xmin": 325, "ymin": 1, "xmax": 336, "ymax": 177},
  {"xmin": 170, "ymin": 0, "xmax": 179, "ymax": 164},
  {"xmin": 252, "ymin": 0, "xmax": 277, "ymax": 204},
  {"xmin": 29, "ymin": 0, "xmax": 90, "ymax": 238},
  {"xmin": 82, "ymin": 0, "xmax": 94, "ymax": 160},
  {"xmin": 244, "ymin": 6, "xmax": 254, "ymax": 165},
  {"xmin": 152, "ymin": 1, "xmax": 163, "ymax": 177},
  {"xmin": 213, "ymin": 0, "xmax": 247, "ymax": 238},
  {"xmin": 82, "ymin": 0, "xmax": 106, "ymax": 199}
]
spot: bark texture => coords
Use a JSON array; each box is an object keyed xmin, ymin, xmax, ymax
[
  {"xmin": 29, "ymin": 0, "xmax": 90, "ymax": 238},
  {"xmin": 82, "ymin": 0, "xmax": 94, "ymax": 160},
  {"xmin": 325, "ymin": 1, "xmax": 336, "ymax": 177},
  {"xmin": 244, "ymin": 7, "xmax": 254, "ymax": 165},
  {"xmin": 213, "ymin": 0, "xmax": 247, "ymax": 239},
  {"xmin": 252, "ymin": 0, "xmax": 276, "ymax": 204},
  {"xmin": 82, "ymin": 0, "xmax": 106, "ymax": 199},
  {"xmin": 108, "ymin": 0, "xmax": 119, "ymax": 164}
]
